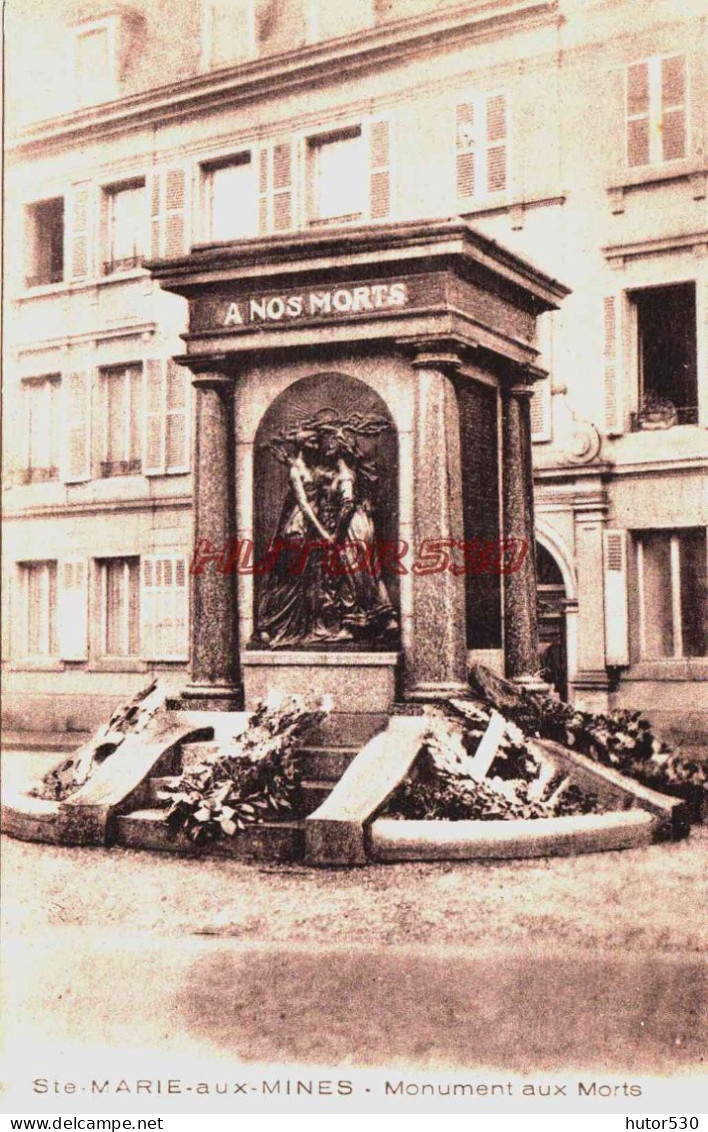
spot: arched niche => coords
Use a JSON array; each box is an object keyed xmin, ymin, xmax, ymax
[{"xmin": 252, "ymin": 372, "xmax": 400, "ymax": 649}]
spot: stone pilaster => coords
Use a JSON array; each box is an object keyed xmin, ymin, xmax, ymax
[
  {"xmin": 501, "ymin": 382, "xmax": 544, "ymax": 688},
  {"xmin": 181, "ymin": 360, "xmax": 243, "ymax": 710},
  {"xmin": 403, "ymin": 343, "xmax": 468, "ymax": 700},
  {"xmin": 571, "ymin": 479, "xmax": 611, "ymax": 711}
]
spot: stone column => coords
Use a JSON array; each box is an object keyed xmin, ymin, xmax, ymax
[
  {"xmin": 501, "ymin": 382, "xmax": 544, "ymax": 688},
  {"xmin": 182, "ymin": 361, "xmax": 243, "ymax": 711},
  {"xmin": 403, "ymin": 343, "xmax": 469, "ymax": 700}
]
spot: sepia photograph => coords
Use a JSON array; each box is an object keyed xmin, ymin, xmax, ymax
[{"xmin": 1, "ymin": 0, "xmax": 706, "ymax": 1119}]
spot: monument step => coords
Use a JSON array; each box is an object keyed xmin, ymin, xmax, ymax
[
  {"xmin": 299, "ymin": 747, "xmax": 360, "ymax": 781},
  {"xmin": 114, "ymin": 808, "xmax": 304, "ymax": 861}
]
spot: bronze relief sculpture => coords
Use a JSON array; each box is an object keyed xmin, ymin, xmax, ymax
[{"xmin": 256, "ymin": 408, "xmax": 398, "ymax": 648}]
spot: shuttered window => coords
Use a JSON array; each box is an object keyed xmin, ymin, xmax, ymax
[
  {"xmin": 143, "ymin": 359, "xmax": 190, "ymax": 475},
  {"xmin": 22, "ymin": 375, "xmax": 60, "ymax": 482},
  {"xmin": 530, "ymin": 312, "xmax": 553, "ymax": 443},
  {"xmin": 70, "ymin": 183, "xmax": 93, "ymax": 281},
  {"xmin": 99, "ymin": 557, "xmax": 140, "ymax": 658},
  {"xmin": 456, "ymin": 92, "xmax": 508, "ymax": 201},
  {"xmin": 20, "ymin": 561, "xmax": 58, "ymax": 658},
  {"xmin": 141, "ymin": 555, "xmax": 189, "ymax": 661},
  {"xmin": 100, "ymin": 364, "xmax": 143, "ymax": 476},
  {"xmin": 626, "ymin": 55, "xmax": 687, "ymax": 168}
]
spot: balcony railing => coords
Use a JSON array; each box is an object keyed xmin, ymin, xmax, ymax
[
  {"xmin": 18, "ymin": 467, "xmax": 59, "ymax": 485},
  {"xmin": 102, "ymin": 254, "xmax": 144, "ymax": 275},
  {"xmin": 100, "ymin": 459, "xmax": 142, "ymax": 477},
  {"xmin": 630, "ymin": 404, "xmax": 698, "ymax": 431}
]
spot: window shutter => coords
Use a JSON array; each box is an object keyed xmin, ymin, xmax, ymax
[
  {"xmin": 603, "ymin": 295, "xmax": 623, "ymax": 435},
  {"xmin": 149, "ymin": 169, "xmax": 163, "ymax": 257},
  {"xmin": 369, "ymin": 118, "xmax": 392, "ymax": 221},
  {"xmin": 149, "ymin": 166, "xmax": 189, "ymax": 257},
  {"xmin": 603, "ymin": 530, "xmax": 629, "ymax": 665},
  {"xmin": 258, "ymin": 146, "xmax": 270, "ymax": 235},
  {"xmin": 486, "ymin": 93, "xmax": 507, "ymax": 194},
  {"xmin": 70, "ymin": 183, "xmax": 93, "ymax": 280},
  {"xmin": 165, "ymin": 359, "xmax": 190, "ymax": 472},
  {"xmin": 144, "ymin": 359, "xmax": 165, "ymax": 474},
  {"xmin": 626, "ymin": 61, "xmax": 650, "ymax": 167},
  {"xmin": 456, "ymin": 99, "xmax": 476, "ymax": 199},
  {"xmin": 165, "ymin": 166, "xmax": 188, "ymax": 256},
  {"xmin": 271, "ymin": 141, "xmax": 293, "ymax": 232},
  {"xmin": 661, "ymin": 55, "xmax": 686, "ymax": 162},
  {"xmin": 141, "ymin": 555, "xmax": 188, "ymax": 661},
  {"xmin": 62, "ymin": 371, "xmax": 91, "ymax": 482},
  {"xmin": 58, "ymin": 558, "xmax": 88, "ymax": 660},
  {"xmin": 530, "ymin": 379, "xmax": 552, "ymax": 443}
]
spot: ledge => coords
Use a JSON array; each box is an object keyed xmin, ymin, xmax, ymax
[
  {"xmin": 242, "ymin": 650, "xmax": 400, "ymax": 666},
  {"xmin": 607, "ymin": 158, "xmax": 707, "ymax": 196},
  {"xmin": 7, "ymin": 1, "xmax": 559, "ymax": 156}
]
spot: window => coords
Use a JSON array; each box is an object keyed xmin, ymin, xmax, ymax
[
  {"xmin": 308, "ymin": 0, "xmax": 373, "ymax": 42},
  {"xmin": 20, "ymin": 562, "xmax": 58, "ymax": 658},
  {"xmin": 626, "ymin": 54, "xmax": 687, "ymax": 168},
  {"xmin": 73, "ymin": 21, "xmax": 115, "ymax": 106},
  {"xmin": 103, "ymin": 181, "xmax": 145, "ymax": 274},
  {"xmin": 632, "ymin": 283, "xmax": 698, "ymax": 425},
  {"xmin": 100, "ymin": 365, "xmax": 143, "ymax": 476},
  {"xmin": 202, "ymin": 0, "xmax": 255, "ymax": 68},
  {"xmin": 21, "ymin": 376, "xmax": 60, "ymax": 483},
  {"xmin": 308, "ymin": 128, "xmax": 367, "ymax": 225},
  {"xmin": 456, "ymin": 92, "xmax": 508, "ymax": 201},
  {"xmin": 203, "ymin": 155, "xmax": 259, "ymax": 241},
  {"xmin": 25, "ymin": 198, "xmax": 64, "ymax": 287},
  {"xmin": 636, "ymin": 530, "xmax": 707, "ymax": 659},
  {"xmin": 141, "ymin": 556, "xmax": 189, "ymax": 660},
  {"xmin": 98, "ymin": 557, "xmax": 140, "ymax": 658}
]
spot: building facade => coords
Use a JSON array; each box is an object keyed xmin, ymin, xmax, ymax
[{"xmin": 3, "ymin": 0, "xmax": 707, "ymax": 742}]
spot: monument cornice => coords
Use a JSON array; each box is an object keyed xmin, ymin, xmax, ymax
[
  {"xmin": 7, "ymin": 2, "xmax": 559, "ymax": 157},
  {"xmin": 150, "ymin": 217, "xmax": 570, "ymax": 312}
]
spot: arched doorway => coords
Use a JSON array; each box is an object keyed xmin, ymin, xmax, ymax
[
  {"xmin": 252, "ymin": 372, "xmax": 400, "ymax": 649},
  {"xmin": 536, "ymin": 541, "xmax": 568, "ymax": 698}
]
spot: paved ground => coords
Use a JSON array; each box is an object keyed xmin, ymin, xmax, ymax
[{"xmin": 2, "ymin": 750, "xmax": 707, "ymax": 1078}]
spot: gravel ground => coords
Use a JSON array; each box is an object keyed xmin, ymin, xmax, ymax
[
  {"xmin": 2, "ymin": 751, "xmax": 707, "ymax": 953},
  {"xmin": 2, "ymin": 750, "xmax": 707, "ymax": 1080}
]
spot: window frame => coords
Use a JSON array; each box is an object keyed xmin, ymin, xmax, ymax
[
  {"xmin": 201, "ymin": 0, "xmax": 257, "ymax": 71},
  {"xmin": 200, "ymin": 150, "xmax": 259, "ymax": 243},
  {"xmin": 306, "ymin": 0, "xmax": 374, "ymax": 45},
  {"xmin": 24, "ymin": 196, "xmax": 65, "ymax": 289},
  {"xmin": 71, "ymin": 17, "xmax": 118, "ymax": 107},
  {"xmin": 98, "ymin": 363, "xmax": 144, "ymax": 477},
  {"xmin": 635, "ymin": 529, "xmax": 707, "ymax": 661},
  {"xmin": 19, "ymin": 560, "xmax": 59, "ymax": 660},
  {"xmin": 97, "ymin": 556, "xmax": 141, "ymax": 660},
  {"xmin": 21, "ymin": 374, "xmax": 61, "ymax": 483},
  {"xmin": 305, "ymin": 125, "xmax": 368, "ymax": 228},
  {"xmin": 101, "ymin": 178, "xmax": 148, "ymax": 276},
  {"xmin": 625, "ymin": 52, "xmax": 689, "ymax": 170},
  {"xmin": 626, "ymin": 278, "xmax": 700, "ymax": 427}
]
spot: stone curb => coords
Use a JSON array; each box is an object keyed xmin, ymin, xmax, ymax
[{"xmin": 369, "ymin": 809, "xmax": 657, "ymax": 862}]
